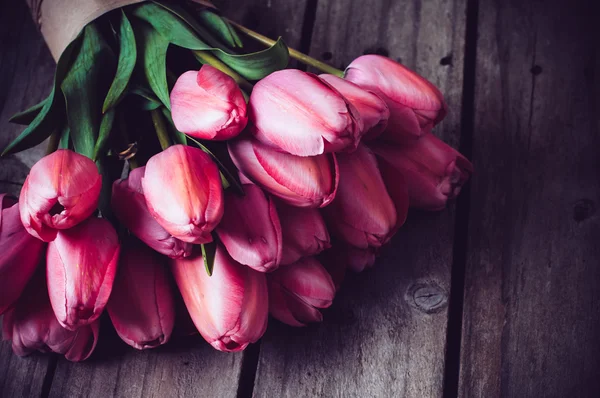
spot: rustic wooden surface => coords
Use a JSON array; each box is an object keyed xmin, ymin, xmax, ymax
[{"xmin": 1, "ymin": 0, "xmax": 600, "ymax": 397}]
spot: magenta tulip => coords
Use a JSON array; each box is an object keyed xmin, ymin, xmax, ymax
[
  {"xmin": 142, "ymin": 145, "xmax": 224, "ymax": 244},
  {"xmin": 228, "ymin": 137, "xmax": 339, "ymax": 208},
  {"xmin": 249, "ymin": 69, "xmax": 363, "ymax": 156},
  {"xmin": 319, "ymin": 74, "xmax": 389, "ymax": 140},
  {"xmin": 3, "ymin": 272, "xmax": 99, "ymax": 362},
  {"xmin": 107, "ymin": 239, "xmax": 175, "ymax": 350},
  {"xmin": 171, "ymin": 245, "xmax": 268, "ymax": 352},
  {"xmin": 267, "ymin": 257, "xmax": 336, "ymax": 327},
  {"xmin": 170, "ymin": 65, "xmax": 248, "ymax": 140},
  {"xmin": 345, "ymin": 55, "xmax": 447, "ymax": 142},
  {"xmin": 46, "ymin": 217, "xmax": 120, "ymax": 330},
  {"xmin": 0, "ymin": 194, "xmax": 45, "ymax": 314},
  {"xmin": 216, "ymin": 184, "xmax": 282, "ymax": 272},
  {"xmin": 371, "ymin": 133, "xmax": 473, "ymax": 210},
  {"xmin": 323, "ymin": 144, "xmax": 398, "ymax": 249},
  {"xmin": 112, "ymin": 166, "xmax": 192, "ymax": 258},
  {"xmin": 19, "ymin": 149, "xmax": 102, "ymax": 241},
  {"xmin": 276, "ymin": 200, "xmax": 330, "ymax": 265}
]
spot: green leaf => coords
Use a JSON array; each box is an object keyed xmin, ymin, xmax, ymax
[
  {"xmin": 9, "ymin": 97, "xmax": 48, "ymax": 125},
  {"xmin": 160, "ymin": 107, "xmax": 187, "ymax": 145},
  {"xmin": 58, "ymin": 125, "xmax": 70, "ymax": 149},
  {"xmin": 62, "ymin": 23, "xmax": 114, "ymax": 159},
  {"xmin": 136, "ymin": 22, "xmax": 170, "ymax": 109},
  {"xmin": 103, "ymin": 12, "xmax": 137, "ymax": 113},
  {"xmin": 197, "ymin": 9, "xmax": 243, "ymax": 48},
  {"xmin": 2, "ymin": 35, "xmax": 81, "ymax": 156},
  {"xmin": 215, "ymin": 37, "xmax": 289, "ymax": 80},
  {"xmin": 129, "ymin": 86, "xmax": 163, "ymax": 110},
  {"xmin": 201, "ymin": 242, "xmax": 216, "ymax": 276},
  {"xmin": 93, "ymin": 109, "xmax": 116, "ymax": 161}
]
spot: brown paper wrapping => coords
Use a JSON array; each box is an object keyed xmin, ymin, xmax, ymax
[{"xmin": 25, "ymin": 0, "xmax": 216, "ymax": 61}]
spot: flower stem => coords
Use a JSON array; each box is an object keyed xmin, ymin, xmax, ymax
[
  {"xmin": 45, "ymin": 130, "xmax": 60, "ymax": 155},
  {"xmin": 227, "ymin": 19, "xmax": 345, "ymax": 77},
  {"xmin": 151, "ymin": 109, "xmax": 171, "ymax": 150},
  {"xmin": 193, "ymin": 51, "xmax": 254, "ymax": 93}
]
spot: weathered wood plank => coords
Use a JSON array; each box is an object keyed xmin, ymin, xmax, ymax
[
  {"xmin": 459, "ymin": 0, "xmax": 600, "ymax": 396},
  {"xmin": 252, "ymin": 1, "xmax": 468, "ymax": 397}
]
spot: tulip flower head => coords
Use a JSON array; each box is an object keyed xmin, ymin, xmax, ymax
[
  {"xmin": 229, "ymin": 137, "xmax": 339, "ymax": 208},
  {"xmin": 0, "ymin": 194, "xmax": 45, "ymax": 314},
  {"xmin": 249, "ymin": 69, "xmax": 363, "ymax": 156},
  {"xmin": 19, "ymin": 149, "xmax": 102, "ymax": 241},
  {"xmin": 142, "ymin": 145, "xmax": 224, "ymax": 244},
  {"xmin": 170, "ymin": 65, "xmax": 248, "ymax": 140},
  {"xmin": 345, "ymin": 55, "xmax": 447, "ymax": 142}
]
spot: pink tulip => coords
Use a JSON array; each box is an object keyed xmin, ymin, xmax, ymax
[
  {"xmin": 142, "ymin": 145, "xmax": 224, "ymax": 244},
  {"xmin": 3, "ymin": 271, "xmax": 99, "ymax": 362},
  {"xmin": 112, "ymin": 166, "xmax": 192, "ymax": 258},
  {"xmin": 249, "ymin": 69, "xmax": 363, "ymax": 156},
  {"xmin": 0, "ymin": 194, "xmax": 45, "ymax": 314},
  {"xmin": 267, "ymin": 257, "xmax": 335, "ymax": 327},
  {"xmin": 371, "ymin": 133, "xmax": 473, "ymax": 210},
  {"xmin": 170, "ymin": 65, "xmax": 248, "ymax": 140},
  {"xmin": 323, "ymin": 144, "xmax": 398, "ymax": 249},
  {"xmin": 276, "ymin": 200, "xmax": 330, "ymax": 265},
  {"xmin": 46, "ymin": 217, "xmax": 120, "ymax": 330},
  {"xmin": 19, "ymin": 149, "xmax": 102, "ymax": 241},
  {"xmin": 318, "ymin": 248, "xmax": 347, "ymax": 292},
  {"xmin": 171, "ymin": 245, "xmax": 268, "ymax": 352},
  {"xmin": 228, "ymin": 137, "xmax": 339, "ymax": 208},
  {"xmin": 319, "ymin": 74, "xmax": 389, "ymax": 140},
  {"xmin": 107, "ymin": 239, "xmax": 175, "ymax": 350},
  {"xmin": 345, "ymin": 55, "xmax": 447, "ymax": 142},
  {"xmin": 216, "ymin": 184, "xmax": 282, "ymax": 272}
]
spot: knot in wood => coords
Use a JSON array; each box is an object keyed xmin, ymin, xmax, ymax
[
  {"xmin": 406, "ymin": 282, "xmax": 448, "ymax": 314},
  {"xmin": 573, "ymin": 199, "xmax": 596, "ymax": 222}
]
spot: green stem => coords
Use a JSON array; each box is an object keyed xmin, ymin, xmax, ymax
[
  {"xmin": 45, "ymin": 130, "xmax": 60, "ymax": 155},
  {"xmin": 227, "ymin": 19, "xmax": 344, "ymax": 77},
  {"xmin": 193, "ymin": 50, "xmax": 254, "ymax": 93},
  {"xmin": 151, "ymin": 109, "xmax": 171, "ymax": 150}
]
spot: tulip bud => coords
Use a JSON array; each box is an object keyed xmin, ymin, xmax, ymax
[
  {"xmin": 142, "ymin": 145, "xmax": 224, "ymax": 244},
  {"xmin": 0, "ymin": 194, "xmax": 45, "ymax": 314},
  {"xmin": 267, "ymin": 257, "xmax": 336, "ymax": 327},
  {"xmin": 323, "ymin": 144, "xmax": 398, "ymax": 249},
  {"xmin": 276, "ymin": 200, "xmax": 330, "ymax": 265},
  {"xmin": 228, "ymin": 137, "xmax": 339, "ymax": 208},
  {"xmin": 112, "ymin": 167, "xmax": 192, "ymax": 258},
  {"xmin": 19, "ymin": 149, "xmax": 102, "ymax": 241},
  {"xmin": 3, "ymin": 271, "xmax": 99, "ymax": 362},
  {"xmin": 47, "ymin": 217, "xmax": 120, "ymax": 330},
  {"xmin": 107, "ymin": 239, "xmax": 175, "ymax": 349},
  {"xmin": 371, "ymin": 133, "xmax": 473, "ymax": 210},
  {"xmin": 249, "ymin": 69, "xmax": 363, "ymax": 156},
  {"xmin": 216, "ymin": 184, "xmax": 282, "ymax": 272},
  {"xmin": 170, "ymin": 65, "xmax": 248, "ymax": 140},
  {"xmin": 345, "ymin": 55, "xmax": 447, "ymax": 142},
  {"xmin": 319, "ymin": 74, "xmax": 389, "ymax": 141},
  {"xmin": 171, "ymin": 245, "xmax": 268, "ymax": 352}
]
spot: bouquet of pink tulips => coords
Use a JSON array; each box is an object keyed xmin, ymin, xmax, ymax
[{"xmin": 0, "ymin": 0, "xmax": 473, "ymax": 360}]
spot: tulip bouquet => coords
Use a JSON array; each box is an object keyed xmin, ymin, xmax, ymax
[{"xmin": 1, "ymin": 0, "xmax": 473, "ymax": 361}]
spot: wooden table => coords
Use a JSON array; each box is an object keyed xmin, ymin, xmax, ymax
[{"xmin": 1, "ymin": 0, "xmax": 599, "ymax": 396}]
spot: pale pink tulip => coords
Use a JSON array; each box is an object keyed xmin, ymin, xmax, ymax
[
  {"xmin": 171, "ymin": 245, "xmax": 268, "ymax": 352},
  {"xmin": 142, "ymin": 145, "xmax": 224, "ymax": 244},
  {"xmin": 228, "ymin": 137, "xmax": 338, "ymax": 208},
  {"xmin": 170, "ymin": 65, "xmax": 248, "ymax": 140},
  {"xmin": 216, "ymin": 184, "xmax": 282, "ymax": 272},
  {"xmin": 276, "ymin": 200, "xmax": 330, "ymax": 265},
  {"xmin": 19, "ymin": 149, "xmax": 102, "ymax": 241},
  {"xmin": 371, "ymin": 133, "xmax": 473, "ymax": 210},
  {"xmin": 268, "ymin": 257, "xmax": 336, "ymax": 327},
  {"xmin": 107, "ymin": 239, "xmax": 175, "ymax": 349},
  {"xmin": 345, "ymin": 55, "xmax": 447, "ymax": 142},
  {"xmin": 47, "ymin": 217, "xmax": 120, "ymax": 330},
  {"xmin": 112, "ymin": 166, "xmax": 192, "ymax": 258},
  {"xmin": 0, "ymin": 194, "xmax": 45, "ymax": 314},
  {"xmin": 323, "ymin": 144, "xmax": 399, "ymax": 249},
  {"xmin": 319, "ymin": 74, "xmax": 389, "ymax": 140},
  {"xmin": 249, "ymin": 69, "xmax": 363, "ymax": 156}
]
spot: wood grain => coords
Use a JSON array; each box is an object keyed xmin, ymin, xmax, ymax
[
  {"xmin": 252, "ymin": 0, "xmax": 468, "ymax": 396},
  {"xmin": 459, "ymin": 0, "xmax": 600, "ymax": 396}
]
